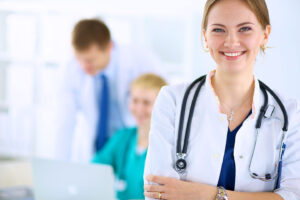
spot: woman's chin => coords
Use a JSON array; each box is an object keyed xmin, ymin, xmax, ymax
[{"xmin": 136, "ymin": 120, "xmax": 150, "ymax": 128}]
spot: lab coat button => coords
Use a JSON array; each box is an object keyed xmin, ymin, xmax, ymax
[{"xmin": 239, "ymin": 155, "xmax": 244, "ymax": 159}]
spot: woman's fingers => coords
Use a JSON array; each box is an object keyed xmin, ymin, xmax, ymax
[
  {"xmin": 146, "ymin": 175, "xmax": 172, "ymax": 185},
  {"xmin": 144, "ymin": 184, "xmax": 165, "ymax": 192},
  {"xmin": 144, "ymin": 191, "xmax": 168, "ymax": 200},
  {"xmin": 145, "ymin": 175, "xmax": 183, "ymax": 199}
]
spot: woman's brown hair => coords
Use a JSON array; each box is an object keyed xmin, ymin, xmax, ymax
[{"xmin": 202, "ymin": 0, "xmax": 270, "ymax": 31}]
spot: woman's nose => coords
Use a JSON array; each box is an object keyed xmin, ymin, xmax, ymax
[
  {"xmin": 224, "ymin": 32, "xmax": 240, "ymax": 49},
  {"xmin": 136, "ymin": 103, "xmax": 145, "ymax": 113}
]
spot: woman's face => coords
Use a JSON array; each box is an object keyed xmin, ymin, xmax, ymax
[
  {"xmin": 203, "ymin": 0, "xmax": 271, "ymax": 74},
  {"xmin": 129, "ymin": 87, "xmax": 158, "ymax": 127}
]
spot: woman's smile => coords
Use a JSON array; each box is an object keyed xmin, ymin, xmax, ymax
[{"xmin": 220, "ymin": 50, "xmax": 247, "ymax": 61}]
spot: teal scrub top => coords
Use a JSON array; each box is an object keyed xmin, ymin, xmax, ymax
[{"xmin": 92, "ymin": 127, "xmax": 147, "ymax": 200}]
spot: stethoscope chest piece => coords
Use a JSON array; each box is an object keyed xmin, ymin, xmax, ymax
[{"xmin": 175, "ymin": 158, "xmax": 187, "ymax": 173}]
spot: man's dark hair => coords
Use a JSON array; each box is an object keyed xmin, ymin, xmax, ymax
[{"xmin": 72, "ymin": 18, "xmax": 111, "ymax": 51}]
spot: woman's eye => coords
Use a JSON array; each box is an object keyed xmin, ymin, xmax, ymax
[
  {"xmin": 143, "ymin": 101, "xmax": 151, "ymax": 106},
  {"xmin": 131, "ymin": 98, "xmax": 138, "ymax": 104},
  {"xmin": 240, "ymin": 27, "xmax": 252, "ymax": 32},
  {"xmin": 212, "ymin": 28, "xmax": 225, "ymax": 33}
]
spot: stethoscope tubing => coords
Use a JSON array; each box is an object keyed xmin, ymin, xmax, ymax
[{"xmin": 175, "ymin": 75, "xmax": 289, "ymax": 186}]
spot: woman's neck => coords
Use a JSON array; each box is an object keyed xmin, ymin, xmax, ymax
[
  {"xmin": 137, "ymin": 124, "xmax": 150, "ymax": 150},
  {"xmin": 212, "ymin": 68, "xmax": 255, "ymax": 110}
]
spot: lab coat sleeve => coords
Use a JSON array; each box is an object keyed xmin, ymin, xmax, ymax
[
  {"xmin": 53, "ymin": 61, "xmax": 79, "ymax": 160},
  {"xmin": 275, "ymin": 100, "xmax": 300, "ymax": 200},
  {"xmin": 144, "ymin": 86, "xmax": 180, "ymax": 200}
]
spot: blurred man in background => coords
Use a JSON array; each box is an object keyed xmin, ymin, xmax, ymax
[{"xmin": 54, "ymin": 18, "xmax": 163, "ymax": 162}]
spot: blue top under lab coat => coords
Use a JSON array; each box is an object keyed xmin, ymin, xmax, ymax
[{"xmin": 217, "ymin": 110, "xmax": 252, "ymax": 190}]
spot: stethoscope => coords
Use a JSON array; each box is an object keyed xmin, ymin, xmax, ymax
[{"xmin": 174, "ymin": 75, "xmax": 288, "ymax": 189}]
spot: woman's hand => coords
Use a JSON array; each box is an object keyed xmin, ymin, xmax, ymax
[{"xmin": 144, "ymin": 175, "xmax": 217, "ymax": 200}]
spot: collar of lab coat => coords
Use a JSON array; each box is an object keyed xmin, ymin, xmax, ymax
[{"xmin": 204, "ymin": 70, "xmax": 261, "ymax": 120}]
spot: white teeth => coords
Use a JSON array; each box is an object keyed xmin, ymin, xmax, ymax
[{"xmin": 224, "ymin": 52, "xmax": 243, "ymax": 57}]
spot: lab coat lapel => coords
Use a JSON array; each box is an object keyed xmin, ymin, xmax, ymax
[{"xmin": 185, "ymin": 74, "xmax": 228, "ymax": 184}]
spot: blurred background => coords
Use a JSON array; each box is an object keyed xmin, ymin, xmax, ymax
[{"xmin": 0, "ymin": 0, "xmax": 299, "ymax": 158}]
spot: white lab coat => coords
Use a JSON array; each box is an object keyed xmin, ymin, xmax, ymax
[
  {"xmin": 54, "ymin": 44, "xmax": 164, "ymax": 163},
  {"xmin": 144, "ymin": 71, "xmax": 300, "ymax": 200}
]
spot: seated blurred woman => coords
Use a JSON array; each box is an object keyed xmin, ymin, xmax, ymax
[{"xmin": 92, "ymin": 73, "xmax": 167, "ymax": 200}]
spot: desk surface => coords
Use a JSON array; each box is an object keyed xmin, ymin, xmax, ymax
[{"xmin": 0, "ymin": 160, "xmax": 33, "ymax": 189}]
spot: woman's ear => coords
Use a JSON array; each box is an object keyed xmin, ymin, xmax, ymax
[
  {"xmin": 201, "ymin": 30, "xmax": 209, "ymax": 52},
  {"xmin": 262, "ymin": 25, "xmax": 271, "ymax": 46},
  {"xmin": 202, "ymin": 30, "xmax": 208, "ymax": 44}
]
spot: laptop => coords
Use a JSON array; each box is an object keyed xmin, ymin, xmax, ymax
[
  {"xmin": 32, "ymin": 158, "xmax": 116, "ymax": 200},
  {"xmin": 0, "ymin": 186, "xmax": 34, "ymax": 200}
]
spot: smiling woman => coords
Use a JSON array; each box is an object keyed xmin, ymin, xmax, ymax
[
  {"xmin": 202, "ymin": 0, "xmax": 271, "ymax": 75},
  {"xmin": 143, "ymin": 0, "xmax": 300, "ymax": 200}
]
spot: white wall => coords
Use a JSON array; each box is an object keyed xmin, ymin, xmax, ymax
[{"xmin": 256, "ymin": 0, "xmax": 300, "ymax": 100}]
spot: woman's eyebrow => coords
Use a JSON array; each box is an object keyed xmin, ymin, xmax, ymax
[
  {"xmin": 209, "ymin": 22, "xmax": 255, "ymax": 27},
  {"xmin": 209, "ymin": 23, "xmax": 226, "ymax": 27},
  {"xmin": 236, "ymin": 22, "xmax": 255, "ymax": 27}
]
